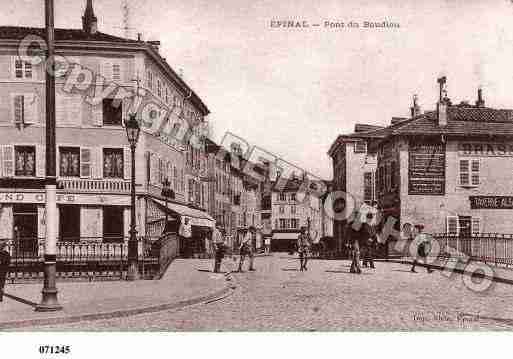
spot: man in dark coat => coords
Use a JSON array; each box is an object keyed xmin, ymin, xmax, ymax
[
  {"xmin": 0, "ymin": 241, "xmax": 10, "ymax": 302},
  {"xmin": 362, "ymin": 213, "xmax": 376, "ymax": 269}
]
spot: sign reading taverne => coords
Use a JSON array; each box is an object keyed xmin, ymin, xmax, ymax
[{"xmin": 470, "ymin": 196, "xmax": 513, "ymax": 209}]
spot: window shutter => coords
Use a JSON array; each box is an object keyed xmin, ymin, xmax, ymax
[
  {"xmin": 80, "ymin": 147, "xmax": 92, "ymax": 178},
  {"xmin": 13, "ymin": 94, "xmax": 24, "ymax": 124},
  {"xmin": 102, "ymin": 60, "xmax": 113, "ymax": 81},
  {"xmin": 124, "ymin": 147, "xmax": 131, "ymax": 180},
  {"xmin": 93, "ymin": 147, "xmax": 103, "ymax": 179},
  {"xmin": 471, "ymin": 217, "xmax": 480, "ymax": 237},
  {"xmin": 24, "ymin": 94, "xmax": 37, "ymax": 124},
  {"xmin": 112, "ymin": 62, "xmax": 122, "ymax": 82},
  {"xmin": 92, "ymin": 101, "xmax": 103, "ymax": 126},
  {"xmin": 446, "ymin": 216, "xmax": 459, "ymax": 236},
  {"xmin": 459, "ymin": 159, "xmax": 469, "ymax": 186},
  {"xmin": 2, "ymin": 146, "xmax": 14, "ymax": 177},
  {"xmin": 36, "ymin": 144, "xmax": 45, "ymax": 177},
  {"xmin": 471, "ymin": 160, "xmax": 480, "ymax": 186}
]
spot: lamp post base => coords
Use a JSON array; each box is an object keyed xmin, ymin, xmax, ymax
[
  {"xmin": 126, "ymin": 260, "xmax": 139, "ymax": 281},
  {"xmin": 35, "ymin": 260, "xmax": 62, "ymax": 312}
]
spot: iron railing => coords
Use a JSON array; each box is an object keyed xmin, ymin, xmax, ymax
[
  {"xmin": 388, "ymin": 233, "xmax": 513, "ymax": 266},
  {"xmin": 4, "ymin": 236, "xmax": 161, "ymax": 282}
]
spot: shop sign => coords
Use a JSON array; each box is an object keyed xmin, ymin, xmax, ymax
[
  {"xmin": 408, "ymin": 141, "xmax": 446, "ymax": 195},
  {"xmin": 459, "ymin": 142, "xmax": 513, "ymax": 157},
  {"xmin": 470, "ymin": 196, "xmax": 513, "ymax": 209},
  {"xmin": 0, "ymin": 192, "xmax": 129, "ymax": 206}
]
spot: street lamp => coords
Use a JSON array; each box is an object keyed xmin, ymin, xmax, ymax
[
  {"xmin": 125, "ymin": 114, "xmax": 140, "ymax": 281},
  {"xmin": 36, "ymin": 0, "xmax": 62, "ymax": 312}
]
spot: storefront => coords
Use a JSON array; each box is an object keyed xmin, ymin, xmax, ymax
[
  {"xmin": 271, "ymin": 231, "xmax": 299, "ymax": 252},
  {"xmin": 146, "ymin": 196, "xmax": 215, "ymax": 258},
  {"xmin": 0, "ymin": 191, "xmax": 131, "ymax": 250}
]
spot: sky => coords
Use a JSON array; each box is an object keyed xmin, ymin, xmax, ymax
[{"xmin": 2, "ymin": 0, "xmax": 513, "ymax": 179}]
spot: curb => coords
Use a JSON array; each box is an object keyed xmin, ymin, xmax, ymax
[
  {"xmin": 376, "ymin": 258, "xmax": 513, "ymax": 286},
  {"xmin": 0, "ymin": 276, "xmax": 236, "ymax": 330}
]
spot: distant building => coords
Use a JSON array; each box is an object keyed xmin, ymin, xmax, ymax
[{"xmin": 330, "ymin": 77, "xmax": 513, "ymax": 253}]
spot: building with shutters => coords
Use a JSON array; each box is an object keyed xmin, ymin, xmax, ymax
[
  {"xmin": 204, "ymin": 138, "xmax": 265, "ymax": 251},
  {"xmin": 270, "ymin": 176, "xmax": 323, "ymax": 252},
  {"xmin": 0, "ymin": 0, "xmax": 213, "ymax": 255},
  {"xmin": 329, "ymin": 77, "xmax": 513, "ymax": 246}
]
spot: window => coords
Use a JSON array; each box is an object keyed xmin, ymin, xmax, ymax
[
  {"xmin": 173, "ymin": 166, "xmax": 178, "ymax": 190},
  {"xmin": 12, "ymin": 94, "xmax": 37, "ymax": 125},
  {"xmin": 14, "ymin": 59, "xmax": 32, "ymax": 79},
  {"xmin": 354, "ymin": 141, "xmax": 367, "ymax": 153},
  {"xmin": 59, "ymin": 147, "xmax": 80, "ymax": 177},
  {"xmin": 291, "ymin": 218, "xmax": 298, "ymax": 229},
  {"xmin": 363, "ymin": 171, "xmax": 374, "ymax": 204},
  {"xmin": 188, "ymin": 179, "xmax": 195, "ymax": 202},
  {"xmin": 112, "ymin": 63, "xmax": 121, "ymax": 81},
  {"xmin": 290, "ymin": 193, "xmax": 296, "ymax": 201},
  {"xmin": 146, "ymin": 70, "xmax": 153, "ymax": 89},
  {"xmin": 446, "ymin": 216, "xmax": 459, "ymax": 236},
  {"xmin": 471, "ymin": 217, "xmax": 481, "ymax": 236},
  {"xmin": 15, "ymin": 146, "xmax": 35, "ymax": 176},
  {"xmin": 279, "ymin": 219, "xmax": 286, "ymax": 229},
  {"xmin": 279, "ymin": 205, "xmax": 284, "ymax": 214},
  {"xmin": 378, "ymin": 166, "xmax": 384, "ymax": 193},
  {"xmin": 459, "ymin": 159, "xmax": 479, "ymax": 186},
  {"xmin": 102, "ymin": 99, "xmax": 122, "ymax": 126},
  {"xmin": 390, "ymin": 161, "xmax": 396, "ymax": 189},
  {"xmin": 385, "ymin": 163, "xmax": 391, "ymax": 191},
  {"xmin": 157, "ymin": 80, "xmax": 162, "ymax": 97},
  {"xmin": 291, "ymin": 205, "xmax": 296, "ymax": 214},
  {"xmin": 279, "ymin": 192, "xmax": 286, "ymax": 201},
  {"xmin": 103, "ymin": 148, "xmax": 124, "ymax": 178}
]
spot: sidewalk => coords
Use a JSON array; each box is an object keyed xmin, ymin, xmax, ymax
[
  {"xmin": 0, "ymin": 258, "xmax": 235, "ymax": 330},
  {"xmin": 379, "ymin": 257, "xmax": 513, "ymax": 285}
]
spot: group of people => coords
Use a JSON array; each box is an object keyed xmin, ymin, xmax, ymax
[
  {"xmin": 345, "ymin": 212, "xmax": 378, "ymax": 274},
  {"xmin": 212, "ymin": 226, "xmax": 258, "ymax": 273},
  {"xmin": 345, "ymin": 209, "xmax": 434, "ymax": 274}
]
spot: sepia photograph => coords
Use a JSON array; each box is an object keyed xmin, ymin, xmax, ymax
[{"xmin": 1, "ymin": 0, "xmax": 513, "ymax": 356}]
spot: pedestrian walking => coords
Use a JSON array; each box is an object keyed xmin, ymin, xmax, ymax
[
  {"xmin": 346, "ymin": 215, "xmax": 370, "ymax": 274},
  {"xmin": 238, "ymin": 227, "xmax": 256, "ymax": 272},
  {"xmin": 297, "ymin": 226, "xmax": 310, "ymax": 271},
  {"xmin": 0, "ymin": 241, "xmax": 10, "ymax": 302},
  {"xmin": 213, "ymin": 227, "xmax": 225, "ymax": 273},
  {"xmin": 362, "ymin": 213, "xmax": 376, "ymax": 269},
  {"xmin": 264, "ymin": 236, "xmax": 271, "ymax": 254},
  {"xmin": 411, "ymin": 224, "xmax": 434, "ymax": 273}
]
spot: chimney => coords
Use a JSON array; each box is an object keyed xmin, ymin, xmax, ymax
[
  {"xmin": 475, "ymin": 87, "xmax": 485, "ymax": 107},
  {"xmin": 148, "ymin": 40, "xmax": 161, "ymax": 53},
  {"xmin": 82, "ymin": 0, "xmax": 98, "ymax": 34},
  {"xmin": 436, "ymin": 76, "xmax": 449, "ymax": 126},
  {"xmin": 410, "ymin": 94, "xmax": 421, "ymax": 118}
]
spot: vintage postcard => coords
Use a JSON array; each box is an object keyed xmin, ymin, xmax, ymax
[{"xmin": 1, "ymin": 0, "xmax": 513, "ymax": 356}]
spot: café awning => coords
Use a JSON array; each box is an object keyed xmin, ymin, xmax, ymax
[
  {"xmin": 151, "ymin": 198, "xmax": 215, "ymax": 228},
  {"xmin": 272, "ymin": 232, "xmax": 300, "ymax": 240}
]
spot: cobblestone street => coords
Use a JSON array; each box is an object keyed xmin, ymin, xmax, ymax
[{"xmin": 25, "ymin": 255, "xmax": 513, "ymax": 331}]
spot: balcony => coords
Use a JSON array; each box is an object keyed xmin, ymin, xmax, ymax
[{"xmin": 58, "ymin": 178, "xmax": 131, "ymax": 193}]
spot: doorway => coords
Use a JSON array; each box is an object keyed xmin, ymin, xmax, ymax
[
  {"xmin": 59, "ymin": 205, "xmax": 80, "ymax": 242},
  {"xmin": 458, "ymin": 215, "xmax": 472, "ymax": 256},
  {"xmin": 13, "ymin": 204, "xmax": 38, "ymax": 256},
  {"xmin": 103, "ymin": 206, "xmax": 124, "ymax": 243}
]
